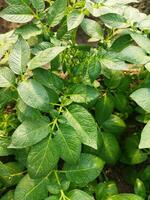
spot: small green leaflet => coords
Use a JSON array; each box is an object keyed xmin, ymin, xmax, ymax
[
  {"xmin": 101, "ymin": 58, "xmax": 128, "ymax": 70},
  {"xmin": 121, "ymin": 134, "xmax": 147, "ymax": 165},
  {"xmin": 64, "ymin": 153, "xmax": 105, "ymax": 185},
  {"xmin": 0, "ymin": 161, "xmax": 23, "ymax": 186},
  {"xmin": 100, "ymin": 13, "xmax": 128, "ymax": 28},
  {"xmin": 1, "ymin": 190, "xmax": 14, "ymax": 200},
  {"xmin": 6, "ymin": 0, "xmax": 30, "ymax": 5},
  {"xmin": 47, "ymin": 0, "xmax": 67, "ymax": 27},
  {"xmin": 0, "ymin": 5, "xmax": 33, "ymax": 23},
  {"xmin": 17, "ymin": 99, "xmax": 42, "ymax": 122},
  {"xmin": 67, "ymin": 10, "xmax": 84, "ymax": 31},
  {"xmin": 86, "ymin": 0, "xmax": 103, "ymax": 17},
  {"xmin": 64, "ymin": 104, "xmax": 98, "ymax": 149},
  {"xmin": 54, "ymin": 124, "xmax": 81, "ymax": 164},
  {"xmin": 139, "ymin": 17, "xmax": 150, "ymax": 30},
  {"xmin": 134, "ymin": 178, "xmax": 146, "ymax": 199},
  {"xmin": 99, "ymin": 133, "xmax": 121, "ymax": 165},
  {"xmin": 9, "ymin": 117, "xmax": 49, "ymax": 148},
  {"xmin": 14, "ymin": 174, "xmax": 49, "ymax": 200},
  {"xmin": 0, "ymin": 137, "xmax": 13, "ymax": 156},
  {"xmin": 15, "ymin": 24, "xmax": 42, "ymax": 40},
  {"xmin": 68, "ymin": 189, "xmax": 94, "ymax": 200},
  {"xmin": 33, "ymin": 68, "xmax": 64, "ymax": 92},
  {"xmin": 27, "ymin": 137, "xmax": 59, "ymax": 178},
  {"xmin": 105, "ymin": 0, "xmax": 139, "ymax": 5},
  {"xmin": 130, "ymin": 88, "xmax": 150, "ymax": 113},
  {"xmin": 130, "ymin": 32, "xmax": 150, "ymax": 54},
  {"xmin": 102, "ymin": 114, "xmax": 126, "ymax": 137},
  {"xmin": 95, "ymin": 181, "xmax": 118, "ymax": 200},
  {"xmin": 106, "ymin": 193, "xmax": 143, "ymax": 200},
  {"xmin": 81, "ymin": 18, "xmax": 103, "ymax": 42},
  {"xmin": 67, "ymin": 84, "xmax": 99, "ymax": 104},
  {"xmin": 9, "ymin": 36, "xmax": 30, "ymax": 74},
  {"xmin": 17, "ymin": 79, "xmax": 50, "ymax": 111},
  {"xmin": 30, "ymin": 0, "xmax": 45, "ymax": 11},
  {"xmin": 139, "ymin": 121, "xmax": 150, "ymax": 149},
  {"xmin": 28, "ymin": 46, "xmax": 66, "ymax": 70},
  {"xmin": 145, "ymin": 62, "xmax": 150, "ymax": 72},
  {"xmin": 95, "ymin": 94, "xmax": 114, "ymax": 124},
  {"xmin": 0, "ymin": 67, "xmax": 15, "ymax": 88}
]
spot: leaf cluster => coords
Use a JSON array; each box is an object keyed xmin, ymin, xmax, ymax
[{"xmin": 0, "ymin": 0, "xmax": 150, "ymax": 199}]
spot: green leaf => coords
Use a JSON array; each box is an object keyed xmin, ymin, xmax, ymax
[
  {"xmin": 9, "ymin": 117, "xmax": 49, "ymax": 148},
  {"xmin": 14, "ymin": 174, "xmax": 48, "ymax": 200},
  {"xmin": 139, "ymin": 121, "xmax": 150, "ymax": 149},
  {"xmin": 131, "ymin": 33, "xmax": 150, "ymax": 54},
  {"xmin": 111, "ymin": 34, "xmax": 132, "ymax": 52},
  {"xmin": 15, "ymin": 24, "xmax": 42, "ymax": 40},
  {"xmin": 67, "ymin": 10, "xmax": 84, "ymax": 31},
  {"xmin": 17, "ymin": 79, "xmax": 50, "ymax": 111},
  {"xmin": 9, "ymin": 36, "xmax": 30, "ymax": 74},
  {"xmin": 0, "ymin": 88, "xmax": 17, "ymax": 109},
  {"xmin": 102, "ymin": 114, "xmax": 126, "ymax": 138},
  {"xmin": 130, "ymin": 88, "xmax": 150, "ymax": 113},
  {"xmin": 145, "ymin": 62, "xmax": 150, "ymax": 72},
  {"xmin": 100, "ymin": 13, "xmax": 127, "ymax": 28},
  {"xmin": 96, "ymin": 181, "xmax": 118, "ymax": 200},
  {"xmin": 0, "ymin": 5, "xmax": 33, "ymax": 23},
  {"xmin": 14, "ymin": 148, "xmax": 29, "ymax": 168},
  {"xmin": 68, "ymin": 189, "xmax": 94, "ymax": 200},
  {"xmin": 101, "ymin": 58, "xmax": 128, "ymax": 70},
  {"xmin": 134, "ymin": 178, "xmax": 146, "ymax": 199},
  {"xmin": 64, "ymin": 153, "xmax": 105, "ymax": 185},
  {"xmin": 118, "ymin": 45, "xmax": 150, "ymax": 64},
  {"xmin": 106, "ymin": 193, "xmax": 144, "ymax": 200},
  {"xmin": 67, "ymin": 84, "xmax": 99, "ymax": 104},
  {"xmin": 99, "ymin": 133, "xmax": 121, "ymax": 165},
  {"xmin": 124, "ymin": 7, "xmax": 146, "ymax": 24},
  {"xmin": 139, "ymin": 166, "xmax": 150, "ymax": 181},
  {"xmin": 17, "ymin": 99, "xmax": 42, "ymax": 122},
  {"xmin": 139, "ymin": 17, "xmax": 150, "ymax": 30},
  {"xmin": 0, "ymin": 67, "xmax": 15, "ymax": 88},
  {"xmin": 64, "ymin": 104, "xmax": 98, "ymax": 149},
  {"xmin": 81, "ymin": 18, "xmax": 103, "ymax": 42},
  {"xmin": 120, "ymin": 134, "xmax": 148, "ymax": 165},
  {"xmin": 105, "ymin": 0, "xmax": 139, "ymax": 5},
  {"xmin": 88, "ymin": 59, "xmax": 101, "ymax": 82},
  {"xmin": 54, "ymin": 124, "xmax": 81, "ymax": 164},
  {"xmin": 32, "ymin": 42, "xmax": 52, "ymax": 55},
  {"xmin": 0, "ymin": 137, "xmax": 13, "ymax": 156},
  {"xmin": 113, "ymin": 93, "xmax": 128, "ymax": 112},
  {"xmin": 0, "ymin": 162, "xmax": 23, "ymax": 186},
  {"xmin": 30, "ymin": 0, "xmax": 45, "ymax": 11},
  {"xmin": 6, "ymin": 0, "xmax": 29, "ymax": 5},
  {"xmin": 1, "ymin": 190, "xmax": 14, "ymax": 200},
  {"xmin": 95, "ymin": 94, "xmax": 114, "ymax": 124},
  {"xmin": 103, "ymin": 70, "xmax": 124, "ymax": 89},
  {"xmin": 27, "ymin": 137, "xmax": 59, "ymax": 178},
  {"xmin": 47, "ymin": 0, "xmax": 67, "ymax": 27},
  {"xmin": 33, "ymin": 68, "xmax": 64, "ymax": 92},
  {"xmin": 28, "ymin": 46, "xmax": 66, "ymax": 70},
  {"xmin": 85, "ymin": 0, "xmax": 103, "ymax": 17}
]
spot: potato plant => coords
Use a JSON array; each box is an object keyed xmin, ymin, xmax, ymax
[{"xmin": 0, "ymin": 0, "xmax": 150, "ymax": 199}]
